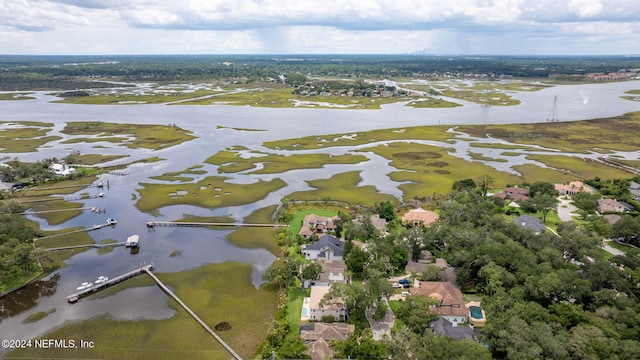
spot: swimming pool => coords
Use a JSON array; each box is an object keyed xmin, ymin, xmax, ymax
[
  {"xmin": 301, "ymin": 308, "xmax": 309, "ymax": 317},
  {"xmin": 469, "ymin": 306, "xmax": 483, "ymax": 319}
]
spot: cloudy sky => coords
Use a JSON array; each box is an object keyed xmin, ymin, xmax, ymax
[{"xmin": 1, "ymin": 0, "xmax": 638, "ymax": 55}]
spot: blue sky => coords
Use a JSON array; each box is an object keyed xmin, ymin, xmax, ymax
[{"xmin": 1, "ymin": 0, "xmax": 638, "ymax": 55}]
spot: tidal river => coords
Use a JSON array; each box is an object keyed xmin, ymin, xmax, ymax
[{"xmin": 1, "ymin": 80, "xmax": 640, "ymax": 343}]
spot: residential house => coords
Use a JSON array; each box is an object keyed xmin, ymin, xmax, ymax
[
  {"xmin": 555, "ymin": 181, "xmax": 595, "ymax": 196},
  {"xmin": 300, "ymin": 323, "xmax": 355, "ymax": 360},
  {"xmin": 493, "ymin": 186, "xmax": 530, "ymax": 201},
  {"xmin": 303, "ymin": 259, "xmax": 348, "ymax": 288},
  {"xmin": 50, "ymin": 163, "xmax": 76, "ymax": 176},
  {"xmin": 299, "ymin": 214, "xmax": 339, "ymax": 238},
  {"xmin": 308, "ymin": 285, "xmax": 348, "ymax": 322},
  {"xmin": 514, "ymin": 214, "xmax": 546, "ymax": 234},
  {"xmin": 598, "ymin": 198, "xmax": 635, "ymax": 213},
  {"xmin": 401, "ymin": 208, "xmax": 439, "ymax": 227},
  {"xmin": 430, "ymin": 317, "xmax": 476, "ymax": 341},
  {"xmin": 370, "ymin": 214, "xmax": 388, "ymax": 231},
  {"xmin": 410, "ymin": 282, "xmax": 468, "ymax": 325},
  {"xmin": 302, "ymin": 234, "xmax": 344, "ymax": 261}
]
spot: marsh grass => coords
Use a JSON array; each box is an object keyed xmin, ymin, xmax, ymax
[
  {"xmin": 11, "ymin": 263, "xmax": 277, "ymax": 360},
  {"xmin": 18, "ymin": 176, "xmax": 98, "ymax": 196},
  {"xmin": 97, "ymin": 239, "xmax": 119, "ymax": 255},
  {"xmin": 28, "ymin": 199, "xmax": 84, "ymax": 225},
  {"xmin": 0, "ymin": 121, "xmax": 59, "ymax": 153},
  {"xmin": 226, "ymin": 205, "xmax": 281, "ymax": 255},
  {"xmin": 0, "ymin": 92, "xmax": 36, "ymax": 100},
  {"xmin": 468, "ymin": 152, "xmax": 509, "ymax": 162},
  {"xmin": 442, "ymin": 89, "xmax": 520, "ymax": 106},
  {"xmin": 525, "ymin": 155, "xmax": 632, "ymax": 180},
  {"xmin": 136, "ymin": 176, "xmax": 286, "ymax": 214},
  {"xmin": 61, "ymin": 121, "xmax": 196, "ymax": 150},
  {"xmin": 22, "ymin": 308, "xmax": 56, "ymax": 324},
  {"xmin": 264, "ymin": 125, "xmax": 454, "ymax": 151},
  {"xmin": 405, "ymin": 97, "xmax": 462, "ymax": 108},
  {"xmin": 284, "ymin": 171, "xmax": 397, "ymax": 208},
  {"xmin": 207, "ymin": 150, "xmax": 368, "ymax": 174},
  {"xmin": 36, "ymin": 227, "xmax": 94, "ymax": 249},
  {"xmin": 35, "ymin": 228, "xmax": 94, "ymax": 271},
  {"xmin": 457, "ymin": 113, "xmax": 640, "ymax": 153},
  {"xmin": 362, "ymin": 142, "xmax": 521, "ymax": 199},
  {"xmin": 54, "ymin": 89, "xmax": 223, "ymax": 105}
]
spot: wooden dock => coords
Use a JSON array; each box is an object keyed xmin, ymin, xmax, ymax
[
  {"xmin": 34, "ymin": 222, "xmax": 113, "ymax": 242},
  {"xmin": 144, "ymin": 268, "xmax": 243, "ymax": 360},
  {"xmin": 66, "ymin": 264, "xmax": 153, "ymax": 303},
  {"xmin": 146, "ymin": 220, "xmax": 288, "ymax": 228},
  {"xmin": 43, "ymin": 242, "xmax": 125, "ymax": 252}
]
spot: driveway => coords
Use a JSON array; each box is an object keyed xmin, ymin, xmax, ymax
[
  {"xmin": 557, "ymin": 197, "xmax": 579, "ymax": 222},
  {"xmin": 602, "ymin": 240, "xmax": 625, "ymax": 256},
  {"xmin": 365, "ymin": 299, "xmax": 395, "ymax": 340}
]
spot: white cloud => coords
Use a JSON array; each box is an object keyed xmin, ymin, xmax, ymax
[
  {"xmin": 568, "ymin": 0, "xmax": 603, "ymax": 18},
  {"xmin": 0, "ymin": 0, "xmax": 639, "ymax": 54}
]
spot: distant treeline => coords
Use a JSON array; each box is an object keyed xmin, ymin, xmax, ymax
[{"xmin": 1, "ymin": 54, "xmax": 639, "ymax": 90}]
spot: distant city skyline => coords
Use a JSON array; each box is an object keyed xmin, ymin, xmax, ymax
[{"xmin": 1, "ymin": 0, "xmax": 638, "ymax": 55}]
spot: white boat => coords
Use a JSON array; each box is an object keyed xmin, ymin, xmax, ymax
[
  {"xmin": 95, "ymin": 276, "xmax": 108, "ymax": 284},
  {"xmin": 76, "ymin": 282, "xmax": 93, "ymax": 290},
  {"xmin": 106, "ymin": 217, "xmax": 117, "ymax": 225}
]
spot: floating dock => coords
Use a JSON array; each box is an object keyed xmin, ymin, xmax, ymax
[{"xmin": 66, "ymin": 264, "xmax": 153, "ymax": 303}]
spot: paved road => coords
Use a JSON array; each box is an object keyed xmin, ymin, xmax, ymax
[{"xmin": 557, "ymin": 197, "xmax": 579, "ymax": 222}]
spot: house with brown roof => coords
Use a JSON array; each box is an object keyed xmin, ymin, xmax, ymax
[
  {"xmin": 555, "ymin": 181, "xmax": 595, "ymax": 196},
  {"xmin": 493, "ymin": 187, "xmax": 530, "ymax": 201},
  {"xmin": 410, "ymin": 282, "xmax": 468, "ymax": 325},
  {"xmin": 401, "ymin": 208, "xmax": 439, "ymax": 227},
  {"xmin": 308, "ymin": 285, "xmax": 348, "ymax": 322},
  {"xmin": 299, "ymin": 214, "xmax": 340, "ymax": 238},
  {"xmin": 300, "ymin": 323, "xmax": 355, "ymax": 360},
  {"xmin": 598, "ymin": 198, "xmax": 635, "ymax": 213}
]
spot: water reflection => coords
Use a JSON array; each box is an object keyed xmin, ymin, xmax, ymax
[{"xmin": 0, "ymin": 273, "xmax": 60, "ymax": 321}]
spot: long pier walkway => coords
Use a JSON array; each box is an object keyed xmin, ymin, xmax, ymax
[
  {"xmin": 43, "ymin": 242, "xmax": 125, "ymax": 251},
  {"xmin": 66, "ymin": 264, "xmax": 152, "ymax": 303},
  {"xmin": 143, "ymin": 268, "xmax": 243, "ymax": 360},
  {"xmin": 34, "ymin": 222, "xmax": 113, "ymax": 242},
  {"xmin": 147, "ymin": 220, "xmax": 288, "ymax": 228}
]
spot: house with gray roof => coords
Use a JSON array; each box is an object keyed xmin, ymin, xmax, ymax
[
  {"xmin": 514, "ymin": 214, "xmax": 546, "ymax": 234},
  {"xmin": 302, "ymin": 234, "xmax": 344, "ymax": 261},
  {"xmin": 430, "ymin": 318, "xmax": 477, "ymax": 341}
]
